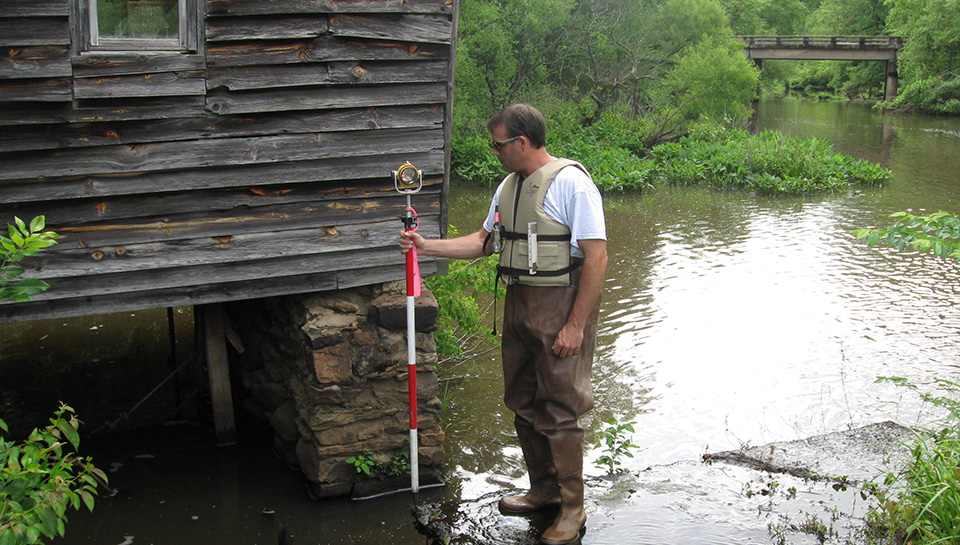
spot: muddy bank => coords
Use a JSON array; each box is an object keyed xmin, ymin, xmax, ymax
[{"xmin": 414, "ymin": 421, "xmax": 917, "ymax": 545}]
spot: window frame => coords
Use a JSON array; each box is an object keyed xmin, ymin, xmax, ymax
[{"xmin": 78, "ymin": 0, "xmax": 199, "ymax": 53}]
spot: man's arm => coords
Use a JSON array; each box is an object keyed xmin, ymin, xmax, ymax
[
  {"xmin": 552, "ymin": 238, "xmax": 607, "ymax": 358},
  {"xmin": 400, "ymin": 228, "xmax": 490, "ymax": 260}
]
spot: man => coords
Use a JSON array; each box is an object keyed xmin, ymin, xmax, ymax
[{"xmin": 400, "ymin": 104, "xmax": 606, "ymax": 545}]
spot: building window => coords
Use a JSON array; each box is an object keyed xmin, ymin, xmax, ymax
[{"xmin": 82, "ymin": 0, "xmax": 198, "ymax": 51}]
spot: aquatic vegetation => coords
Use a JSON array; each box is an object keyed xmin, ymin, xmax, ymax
[
  {"xmin": 648, "ymin": 130, "xmax": 892, "ymax": 194},
  {"xmin": 424, "ymin": 226, "xmax": 502, "ymax": 365},
  {"xmin": 593, "ymin": 417, "xmax": 640, "ymax": 475},
  {"xmin": 451, "ymin": 122, "xmax": 890, "ymax": 196}
]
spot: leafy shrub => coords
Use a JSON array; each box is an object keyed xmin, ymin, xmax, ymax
[
  {"xmin": 451, "ymin": 131, "xmax": 504, "ymax": 188},
  {"xmin": 876, "ymin": 73, "xmax": 960, "ymax": 115},
  {"xmin": 857, "ymin": 210, "xmax": 960, "ymax": 260},
  {"xmin": 0, "ymin": 216, "xmax": 59, "ymax": 302},
  {"xmin": 424, "ymin": 228, "xmax": 502, "ymax": 361},
  {"xmin": 0, "ymin": 405, "xmax": 105, "ymax": 545}
]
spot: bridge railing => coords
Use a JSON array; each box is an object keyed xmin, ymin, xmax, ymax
[{"xmin": 737, "ymin": 35, "xmax": 903, "ymax": 50}]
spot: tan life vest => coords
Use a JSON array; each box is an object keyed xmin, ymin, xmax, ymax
[{"xmin": 496, "ymin": 158, "xmax": 591, "ymax": 286}]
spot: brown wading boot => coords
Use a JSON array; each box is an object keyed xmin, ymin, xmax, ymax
[
  {"xmin": 499, "ymin": 423, "xmax": 561, "ymax": 515},
  {"xmin": 539, "ymin": 430, "xmax": 586, "ymax": 545}
]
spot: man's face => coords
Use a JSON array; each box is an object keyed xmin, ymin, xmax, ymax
[{"xmin": 490, "ymin": 123, "xmax": 520, "ymax": 173}]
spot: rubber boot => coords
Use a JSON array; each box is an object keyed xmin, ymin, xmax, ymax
[
  {"xmin": 498, "ymin": 423, "xmax": 561, "ymax": 515},
  {"xmin": 539, "ymin": 430, "xmax": 586, "ymax": 545}
]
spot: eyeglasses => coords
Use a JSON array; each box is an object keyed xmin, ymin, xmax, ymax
[{"xmin": 491, "ymin": 136, "xmax": 521, "ymax": 151}]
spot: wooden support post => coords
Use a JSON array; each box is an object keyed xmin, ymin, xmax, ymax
[{"xmin": 201, "ymin": 303, "xmax": 237, "ymax": 446}]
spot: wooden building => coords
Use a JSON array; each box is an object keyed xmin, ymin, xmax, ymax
[{"xmin": 0, "ymin": 0, "xmax": 458, "ymax": 324}]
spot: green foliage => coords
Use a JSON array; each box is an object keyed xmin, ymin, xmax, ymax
[
  {"xmin": 592, "ymin": 417, "xmax": 640, "ymax": 475},
  {"xmin": 660, "ymin": 38, "xmax": 760, "ymax": 123},
  {"xmin": 424, "ymin": 227, "xmax": 502, "ymax": 360},
  {"xmin": 345, "ymin": 449, "xmax": 410, "ymax": 477},
  {"xmin": 551, "ymin": 118, "xmax": 657, "ymax": 193},
  {"xmin": 808, "ymin": 0, "xmax": 888, "ymax": 35},
  {"xmin": 451, "ymin": 131, "xmax": 504, "ymax": 187},
  {"xmin": 859, "ymin": 378, "xmax": 960, "ymax": 544},
  {"xmin": 345, "ymin": 451, "xmax": 375, "ymax": 475},
  {"xmin": 647, "ymin": 129, "xmax": 891, "ymax": 194},
  {"xmin": 856, "ymin": 210, "xmax": 960, "ymax": 259},
  {"xmin": 886, "ymin": 0, "xmax": 960, "ymax": 83},
  {"xmin": 385, "ymin": 449, "xmax": 410, "ymax": 477},
  {"xmin": 719, "ymin": 0, "xmax": 808, "ymax": 34},
  {"xmin": 876, "ymin": 73, "xmax": 960, "ymax": 115},
  {"xmin": 0, "ymin": 216, "xmax": 59, "ymax": 303},
  {"xmin": 0, "ymin": 405, "xmax": 105, "ymax": 545},
  {"xmin": 453, "ymin": 0, "xmax": 762, "ymax": 143}
]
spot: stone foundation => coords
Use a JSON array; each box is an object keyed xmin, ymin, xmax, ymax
[{"xmin": 225, "ymin": 281, "xmax": 444, "ymax": 498}]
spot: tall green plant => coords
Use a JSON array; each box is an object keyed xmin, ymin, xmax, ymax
[
  {"xmin": 0, "ymin": 216, "xmax": 59, "ymax": 303},
  {"xmin": 0, "ymin": 405, "xmax": 106, "ymax": 545}
]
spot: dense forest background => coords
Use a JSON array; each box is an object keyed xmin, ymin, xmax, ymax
[{"xmin": 451, "ymin": 0, "xmax": 960, "ymax": 171}]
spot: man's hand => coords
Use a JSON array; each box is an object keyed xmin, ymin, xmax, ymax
[
  {"xmin": 399, "ymin": 230, "xmax": 424, "ymax": 255},
  {"xmin": 552, "ymin": 323, "xmax": 584, "ymax": 358},
  {"xmin": 551, "ymin": 238, "xmax": 607, "ymax": 358}
]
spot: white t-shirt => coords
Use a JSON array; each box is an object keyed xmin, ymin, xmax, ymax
[{"xmin": 482, "ymin": 165, "xmax": 606, "ymax": 258}]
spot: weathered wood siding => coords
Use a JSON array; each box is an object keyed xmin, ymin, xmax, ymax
[{"xmin": 0, "ymin": 0, "xmax": 457, "ymax": 323}]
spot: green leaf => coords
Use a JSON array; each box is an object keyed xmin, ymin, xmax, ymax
[
  {"xmin": 61, "ymin": 424, "xmax": 80, "ymax": 450},
  {"xmin": 29, "ymin": 216, "xmax": 45, "ymax": 233},
  {"xmin": 81, "ymin": 490, "xmax": 96, "ymax": 512}
]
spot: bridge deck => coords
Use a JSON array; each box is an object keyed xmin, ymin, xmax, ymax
[{"xmin": 739, "ymin": 35, "xmax": 902, "ymax": 61}]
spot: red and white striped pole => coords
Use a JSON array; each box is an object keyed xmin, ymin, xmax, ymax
[
  {"xmin": 404, "ymin": 202, "xmax": 420, "ymax": 494},
  {"xmin": 395, "ymin": 162, "xmax": 422, "ymax": 494}
]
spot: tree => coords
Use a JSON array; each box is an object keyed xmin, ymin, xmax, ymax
[
  {"xmin": 453, "ymin": 0, "xmax": 574, "ymax": 131},
  {"xmin": 886, "ymin": 0, "xmax": 960, "ymax": 82},
  {"xmin": 660, "ymin": 37, "xmax": 760, "ymax": 123}
]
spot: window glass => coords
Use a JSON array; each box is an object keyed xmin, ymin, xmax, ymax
[{"xmin": 91, "ymin": 0, "xmax": 180, "ymax": 43}]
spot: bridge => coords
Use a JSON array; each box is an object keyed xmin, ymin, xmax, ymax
[{"xmin": 737, "ymin": 35, "xmax": 903, "ymax": 101}]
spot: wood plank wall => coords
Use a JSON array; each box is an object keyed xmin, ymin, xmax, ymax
[{"xmin": 0, "ymin": 0, "xmax": 457, "ymax": 324}]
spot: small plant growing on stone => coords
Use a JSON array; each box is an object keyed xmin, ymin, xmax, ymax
[
  {"xmin": 346, "ymin": 452, "xmax": 375, "ymax": 475},
  {"xmin": 386, "ymin": 449, "xmax": 410, "ymax": 477},
  {"xmin": 593, "ymin": 417, "xmax": 640, "ymax": 475}
]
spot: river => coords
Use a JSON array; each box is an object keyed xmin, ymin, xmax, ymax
[{"xmin": 38, "ymin": 98, "xmax": 960, "ymax": 544}]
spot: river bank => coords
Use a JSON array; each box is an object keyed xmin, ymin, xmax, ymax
[{"xmin": 414, "ymin": 421, "xmax": 917, "ymax": 545}]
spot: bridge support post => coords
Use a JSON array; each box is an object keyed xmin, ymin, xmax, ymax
[{"xmin": 884, "ymin": 59, "xmax": 898, "ymax": 103}]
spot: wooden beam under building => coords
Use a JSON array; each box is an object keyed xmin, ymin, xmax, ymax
[{"xmin": 200, "ymin": 303, "xmax": 237, "ymax": 446}]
